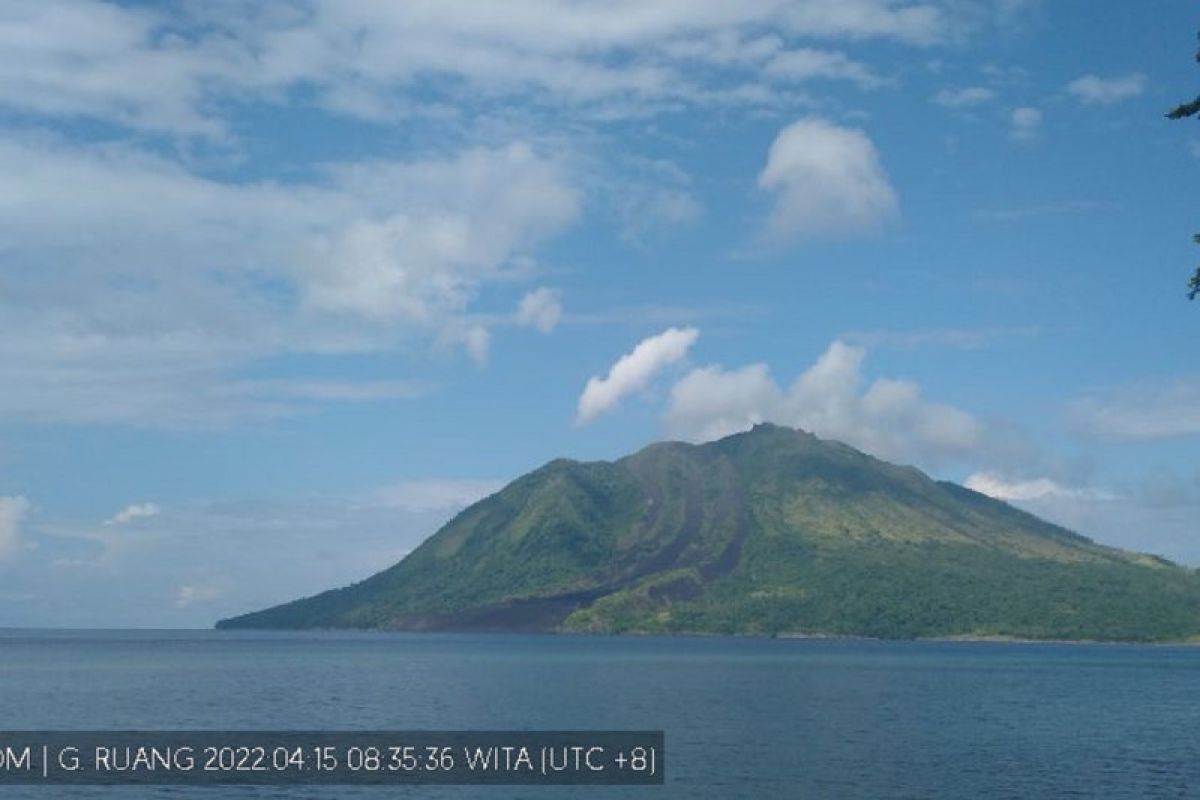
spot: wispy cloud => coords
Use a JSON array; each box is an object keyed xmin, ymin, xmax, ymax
[
  {"xmin": 0, "ymin": 496, "xmax": 30, "ymax": 562},
  {"xmin": 175, "ymin": 583, "xmax": 222, "ymax": 609},
  {"xmin": 763, "ymin": 48, "xmax": 884, "ymax": 88},
  {"xmin": 103, "ymin": 502, "xmax": 161, "ymax": 527},
  {"xmin": 515, "ymin": 288, "xmax": 564, "ymax": 334},
  {"xmin": 975, "ymin": 200, "xmax": 1118, "ymax": 222},
  {"xmin": 842, "ymin": 325, "xmax": 1040, "ymax": 350},
  {"xmin": 0, "ymin": 0, "xmax": 965, "ymax": 137},
  {"xmin": 567, "ymin": 303, "xmax": 764, "ymax": 328},
  {"xmin": 996, "ymin": 485, "xmax": 1200, "ymax": 566},
  {"xmin": 1009, "ymin": 106, "xmax": 1042, "ymax": 140},
  {"xmin": 965, "ymin": 473, "xmax": 1113, "ymax": 502},
  {"xmin": 0, "ymin": 1, "xmax": 1040, "ymax": 433},
  {"xmin": 0, "ymin": 137, "xmax": 574, "ymax": 425},
  {"xmin": 367, "ymin": 479, "xmax": 506, "ymax": 513},
  {"xmin": 1065, "ymin": 73, "xmax": 1146, "ymax": 105},
  {"xmin": 932, "ymin": 85, "xmax": 995, "ymax": 108},
  {"xmin": 1070, "ymin": 376, "xmax": 1200, "ymax": 442},
  {"xmin": 217, "ymin": 380, "xmax": 431, "ymax": 404},
  {"xmin": 7, "ymin": 480, "xmax": 503, "ymax": 627}
]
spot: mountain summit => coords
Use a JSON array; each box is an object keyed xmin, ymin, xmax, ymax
[{"xmin": 218, "ymin": 424, "xmax": 1200, "ymax": 640}]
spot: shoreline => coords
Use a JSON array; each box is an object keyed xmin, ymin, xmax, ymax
[
  {"xmin": 8, "ymin": 626, "xmax": 1199, "ymax": 647},
  {"xmin": 216, "ymin": 626, "xmax": 1200, "ymax": 647}
]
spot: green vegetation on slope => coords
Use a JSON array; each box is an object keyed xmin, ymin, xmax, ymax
[{"xmin": 218, "ymin": 424, "xmax": 1200, "ymax": 641}]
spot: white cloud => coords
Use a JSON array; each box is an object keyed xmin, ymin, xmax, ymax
[
  {"xmin": 516, "ymin": 288, "xmax": 563, "ymax": 333},
  {"xmin": 979, "ymin": 63, "xmax": 1029, "ymax": 85},
  {"xmin": 0, "ymin": 0, "xmax": 1049, "ymax": 142},
  {"xmin": 303, "ymin": 144, "xmax": 579, "ymax": 324},
  {"xmin": 616, "ymin": 188, "xmax": 703, "ymax": 243},
  {"xmin": 599, "ymin": 156, "xmax": 704, "ymax": 244},
  {"xmin": 663, "ymin": 363, "xmax": 782, "ymax": 442},
  {"xmin": 368, "ymin": 479, "xmax": 506, "ymax": 513},
  {"xmin": 665, "ymin": 340, "xmax": 983, "ymax": 467},
  {"xmin": 226, "ymin": 0, "xmax": 951, "ymax": 113},
  {"xmin": 1003, "ymin": 490, "xmax": 1200, "ymax": 566},
  {"xmin": 1, "ymin": 484, "xmax": 511, "ymax": 626},
  {"xmin": 758, "ymin": 117, "xmax": 898, "ymax": 241},
  {"xmin": 0, "ymin": 2, "xmax": 1040, "ymax": 431},
  {"xmin": 975, "ymin": 200, "xmax": 1117, "ymax": 222},
  {"xmin": 960, "ymin": 468, "xmax": 1200, "ymax": 565},
  {"xmin": 1066, "ymin": 73, "xmax": 1146, "ymax": 105},
  {"xmin": 216, "ymin": 379, "xmax": 430, "ymax": 404},
  {"xmin": 763, "ymin": 48, "xmax": 882, "ymax": 88},
  {"xmin": 964, "ymin": 473, "xmax": 1113, "ymax": 502},
  {"xmin": 1135, "ymin": 468, "xmax": 1200, "ymax": 510},
  {"xmin": 103, "ymin": 502, "xmax": 161, "ymax": 527},
  {"xmin": 1071, "ymin": 376, "xmax": 1200, "ymax": 441},
  {"xmin": 577, "ymin": 327, "xmax": 700, "ymax": 424},
  {"xmin": 0, "ymin": 496, "xmax": 30, "ymax": 561},
  {"xmin": 843, "ymin": 325, "xmax": 1040, "ymax": 350},
  {"xmin": 175, "ymin": 583, "xmax": 222, "ymax": 609},
  {"xmin": 0, "ymin": 2, "xmax": 240, "ymax": 136},
  {"xmin": 434, "ymin": 323, "xmax": 492, "ymax": 367},
  {"xmin": 771, "ymin": 0, "xmax": 946, "ymax": 44},
  {"xmin": 932, "ymin": 85, "xmax": 995, "ymax": 108},
  {"xmin": 0, "ymin": 136, "xmax": 575, "ymax": 424},
  {"xmin": 0, "ymin": 0, "xmax": 981, "ymax": 135},
  {"xmin": 1009, "ymin": 106, "xmax": 1042, "ymax": 140}
]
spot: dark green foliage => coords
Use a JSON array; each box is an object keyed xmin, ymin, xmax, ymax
[
  {"xmin": 1166, "ymin": 32, "xmax": 1200, "ymax": 120},
  {"xmin": 1190, "ymin": 239, "xmax": 1200, "ymax": 300},
  {"xmin": 218, "ymin": 424, "xmax": 1200, "ymax": 642},
  {"xmin": 1166, "ymin": 98, "xmax": 1200, "ymax": 120},
  {"xmin": 1167, "ymin": 33, "xmax": 1200, "ymax": 299}
]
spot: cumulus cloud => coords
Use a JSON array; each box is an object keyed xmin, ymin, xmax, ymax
[
  {"xmin": 1065, "ymin": 73, "xmax": 1146, "ymax": 105},
  {"xmin": 0, "ymin": 496, "xmax": 30, "ymax": 561},
  {"xmin": 577, "ymin": 327, "xmax": 700, "ymax": 424},
  {"xmin": 516, "ymin": 288, "xmax": 563, "ymax": 333},
  {"xmin": 1070, "ymin": 375, "xmax": 1200, "ymax": 441},
  {"xmin": 663, "ymin": 363, "xmax": 781, "ymax": 443},
  {"xmin": 1009, "ymin": 106, "xmax": 1042, "ymax": 140},
  {"xmin": 664, "ymin": 340, "xmax": 983, "ymax": 467},
  {"xmin": 932, "ymin": 85, "xmax": 995, "ymax": 108},
  {"xmin": 0, "ymin": 2, "xmax": 1042, "ymax": 430},
  {"xmin": 758, "ymin": 118, "xmax": 898, "ymax": 241},
  {"xmin": 304, "ymin": 144, "xmax": 579, "ymax": 324},
  {"xmin": 103, "ymin": 502, "xmax": 161, "ymax": 526}
]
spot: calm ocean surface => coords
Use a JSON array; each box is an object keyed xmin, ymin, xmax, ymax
[{"xmin": 1, "ymin": 629, "xmax": 1199, "ymax": 798}]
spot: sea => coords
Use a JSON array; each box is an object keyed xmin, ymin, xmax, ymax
[{"xmin": 1, "ymin": 629, "xmax": 1199, "ymax": 798}]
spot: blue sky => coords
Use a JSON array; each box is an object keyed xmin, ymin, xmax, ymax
[{"xmin": 0, "ymin": 0, "xmax": 1197, "ymax": 627}]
